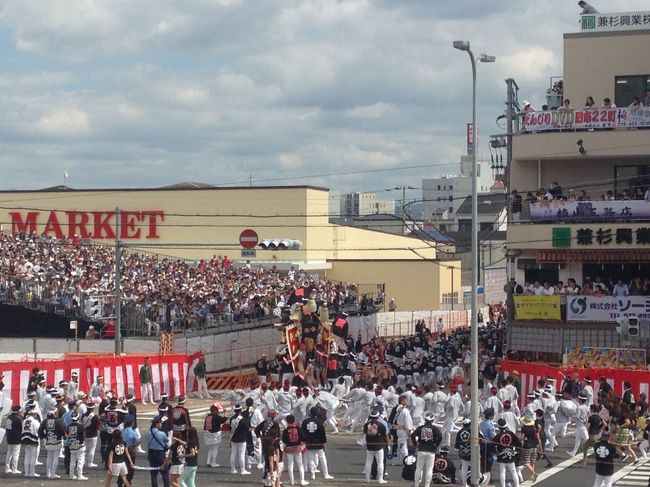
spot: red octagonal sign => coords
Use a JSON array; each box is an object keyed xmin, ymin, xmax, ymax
[{"xmin": 239, "ymin": 229, "xmax": 259, "ymax": 249}]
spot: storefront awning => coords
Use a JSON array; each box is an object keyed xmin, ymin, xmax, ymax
[{"xmin": 536, "ymin": 249, "xmax": 650, "ymax": 263}]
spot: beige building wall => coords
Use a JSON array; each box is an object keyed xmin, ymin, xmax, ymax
[
  {"xmin": 327, "ymin": 259, "xmax": 460, "ymax": 311},
  {"xmin": 563, "ymin": 31, "xmax": 650, "ymax": 106}
]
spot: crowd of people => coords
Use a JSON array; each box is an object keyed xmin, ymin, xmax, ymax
[
  {"xmin": 1, "ymin": 305, "xmax": 648, "ymax": 487},
  {"xmin": 511, "ymin": 275, "xmax": 650, "ymax": 297},
  {"xmin": 0, "ymin": 231, "xmax": 373, "ymax": 333}
]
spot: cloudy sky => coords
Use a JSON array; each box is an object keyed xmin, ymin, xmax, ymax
[{"xmin": 0, "ymin": 0, "xmax": 645, "ymax": 199}]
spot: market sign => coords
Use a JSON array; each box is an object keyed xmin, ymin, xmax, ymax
[
  {"xmin": 523, "ymin": 107, "xmax": 650, "ymax": 132},
  {"xmin": 531, "ymin": 200, "xmax": 650, "ymax": 222},
  {"xmin": 580, "ymin": 12, "xmax": 650, "ymax": 32},
  {"xmin": 514, "ymin": 295, "xmax": 561, "ymax": 321},
  {"xmin": 567, "ymin": 296, "xmax": 650, "ymax": 322}
]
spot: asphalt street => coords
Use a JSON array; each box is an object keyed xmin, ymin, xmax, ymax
[{"xmin": 0, "ymin": 398, "xmax": 646, "ymax": 486}]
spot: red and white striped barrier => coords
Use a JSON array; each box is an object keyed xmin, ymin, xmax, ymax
[
  {"xmin": 0, "ymin": 352, "xmax": 202, "ymax": 405},
  {"xmin": 501, "ymin": 360, "xmax": 649, "ymax": 408}
]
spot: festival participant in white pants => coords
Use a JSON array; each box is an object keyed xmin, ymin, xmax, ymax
[
  {"xmin": 363, "ymin": 410, "xmax": 388, "ymax": 484},
  {"xmin": 203, "ymin": 403, "xmax": 226, "ymax": 467},
  {"xmin": 592, "ymin": 430, "xmax": 620, "ymax": 487},
  {"xmin": 282, "ymin": 415, "xmax": 309, "ymax": 486},
  {"xmin": 412, "ymin": 411, "xmax": 442, "ymax": 487},
  {"xmin": 314, "ymin": 390, "xmax": 340, "ymax": 434},
  {"xmin": 549, "ymin": 392, "xmax": 576, "ymax": 451},
  {"xmin": 494, "ymin": 419, "xmax": 521, "ymax": 487},
  {"xmin": 82, "ymin": 401, "xmax": 100, "ymax": 467},
  {"xmin": 39, "ymin": 410, "xmax": 65, "ymax": 479},
  {"xmin": 21, "ymin": 408, "xmax": 41, "ymax": 478},
  {"xmin": 67, "ymin": 412, "xmax": 87, "ymax": 480},
  {"xmin": 454, "ymin": 419, "xmax": 472, "ymax": 487},
  {"xmin": 139, "ymin": 357, "xmax": 155, "ymax": 405},
  {"xmin": 570, "ymin": 393, "xmax": 590, "ymax": 456},
  {"xmin": 301, "ymin": 407, "xmax": 334, "ymax": 481},
  {"xmin": 194, "ymin": 355, "xmax": 211, "ymax": 399},
  {"xmin": 442, "ymin": 390, "xmax": 463, "ymax": 447},
  {"xmin": 394, "ymin": 395, "xmax": 414, "ymax": 465},
  {"xmin": 228, "ymin": 404, "xmax": 251, "ymax": 475},
  {"xmin": 5, "ymin": 405, "xmax": 23, "ymax": 474}
]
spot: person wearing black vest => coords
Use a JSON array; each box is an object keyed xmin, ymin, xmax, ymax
[
  {"xmin": 5, "ymin": 405, "xmax": 23, "ymax": 474},
  {"xmin": 411, "ymin": 411, "xmax": 442, "ymax": 487},
  {"xmin": 171, "ymin": 396, "xmax": 192, "ymax": 441},
  {"xmin": 592, "ymin": 430, "xmax": 620, "ymax": 487},
  {"xmin": 301, "ymin": 407, "xmax": 333, "ymax": 480},
  {"xmin": 255, "ymin": 355, "xmax": 269, "ymax": 384},
  {"xmin": 454, "ymin": 418, "xmax": 472, "ymax": 486},
  {"xmin": 229, "ymin": 404, "xmax": 251, "ymax": 475},
  {"xmin": 83, "ymin": 401, "xmax": 100, "ymax": 468},
  {"xmin": 39, "ymin": 410, "xmax": 66, "ymax": 479},
  {"xmin": 493, "ymin": 419, "xmax": 521, "ymax": 487},
  {"xmin": 204, "ymin": 404, "xmax": 226, "ymax": 468},
  {"xmin": 282, "ymin": 414, "xmax": 308, "ymax": 486},
  {"xmin": 431, "ymin": 446, "xmax": 456, "ymax": 485},
  {"xmin": 157, "ymin": 393, "xmax": 173, "ymax": 439},
  {"xmin": 255, "ymin": 410, "xmax": 281, "ymax": 480},
  {"xmin": 363, "ymin": 410, "xmax": 388, "ymax": 484}
]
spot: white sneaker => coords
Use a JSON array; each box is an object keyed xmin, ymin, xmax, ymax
[
  {"xmin": 300, "ymin": 481, "xmax": 310, "ymax": 486},
  {"xmin": 88, "ymin": 463, "xmax": 99, "ymax": 468},
  {"xmin": 257, "ymin": 463, "xmax": 264, "ymax": 470},
  {"xmin": 324, "ymin": 474, "xmax": 334, "ymax": 479},
  {"xmin": 378, "ymin": 480, "xmax": 387, "ymax": 485},
  {"xmin": 12, "ymin": 470, "xmax": 21, "ymax": 474},
  {"xmin": 137, "ymin": 447, "xmax": 146, "ymax": 454},
  {"xmin": 71, "ymin": 475, "xmax": 77, "ymax": 480},
  {"xmin": 33, "ymin": 473, "xmax": 40, "ymax": 477},
  {"xmin": 311, "ymin": 472, "xmax": 316, "ymax": 480},
  {"xmin": 231, "ymin": 469, "xmax": 237, "ymax": 474},
  {"xmin": 241, "ymin": 470, "xmax": 251, "ymax": 475},
  {"xmin": 78, "ymin": 475, "xmax": 89, "ymax": 480},
  {"xmin": 35, "ymin": 462, "xmax": 43, "ymax": 466},
  {"xmin": 51, "ymin": 473, "xmax": 61, "ymax": 479}
]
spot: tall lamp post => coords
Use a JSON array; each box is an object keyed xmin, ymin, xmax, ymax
[{"xmin": 453, "ymin": 40, "xmax": 495, "ymax": 487}]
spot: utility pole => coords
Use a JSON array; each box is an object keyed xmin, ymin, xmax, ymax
[
  {"xmin": 391, "ymin": 185, "xmax": 416, "ymax": 233},
  {"xmin": 249, "ymin": 174, "xmax": 253, "ymax": 188},
  {"xmin": 505, "ymin": 78, "xmax": 519, "ymax": 189},
  {"xmin": 114, "ymin": 207, "xmax": 122, "ymax": 355}
]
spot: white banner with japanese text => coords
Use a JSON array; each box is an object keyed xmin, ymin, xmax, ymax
[
  {"xmin": 567, "ymin": 295, "xmax": 650, "ymax": 322},
  {"xmin": 523, "ymin": 107, "xmax": 650, "ymax": 132},
  {"xmin": 530, "ymin": 200, "xmax": 650, "ymax": 221}
]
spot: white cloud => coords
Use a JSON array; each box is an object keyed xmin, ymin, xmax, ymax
[{"xmin": 0, "ymin": 0, "xmax": 648, "ymax": 191}]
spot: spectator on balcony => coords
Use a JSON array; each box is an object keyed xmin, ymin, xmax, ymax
[
  {"xmin": 510, "ymin": 190, "xmax": 522, "ymax": 222},
  {"xmin": 542, "ymin": 282, "xmax": 556, "ymax": 296},
  {"xmin": 578, "ymin": 190, "xmax": 591, "ymax": 201},
  {"xmin": 581, "ymin": 283, "xmax": 593, "ymax": 296},
  {"xmin": 630, "ymin": 96, "xmax": 643, "ymax": 109},
  {"xmin": 645, "ymin": 90, "xmax": 650, "ymax": 108},
  {"xmin": 612, "ymin": 280, "xmax": 630, "ymax": 297},
  {"xmin": 532, "ymin": 281, "xmax": 544, "ymax": 296},
  {"xmin": 85, "ymin": 325, "xmax": 97, "ymax": 339},
  {"xmin": 553, "ymin": 80, "xmax": 563, "ymax": 95},
  {"xmin": 602, "ymin": 98, "xmax": 616, "ymax": 109},
  {"xmin": 559, "ymin": 99, "xmax": 574, "ymax": 112},
  {"xmin": 634, "ymin": 187, "xmax": 645, "ymax": 200},
  {"xmin": 578, "ymin": 1, "xmax": 599, "ymax": 14},
  {"xmin": 620, "ymin": 189, "xmax": 632, "ymax": 201},
  {"xmin": 566, "ymin": 278, "xmax": 581, "ymax": 295},
  {"xmin": 630, "ymin": 278, "xmax": 645, "ymax": 296},
  {"xmin": 646, "ymin": 187, "xmax": 650, "ymax": 202},
  {"xmin": 549, "ymin": 182, "xmax": 563, "ymax": 199},
  {"xmin": 567, "ymin": 189, "xmax": 577, "ymax": 201},
  {"xmin": 601, "ymin": 190, "xmax": 615, "ymax": 201},
  {"xmin": 522, "ymin": 100, "xmax": 535, "ymax": 113},
  {"xmin": 584, "ymin": 96, "xmax": 595, "ymax": 109},
  {"xmin": 593, "ymin": 277, "xmax": 609, "ymax": 294}
]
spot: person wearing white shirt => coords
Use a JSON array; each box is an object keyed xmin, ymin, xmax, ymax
[
  {"xmin": 612, "ymin": 280, "xmax": 630, "ymax": 297},
  {"xmin": 542, "ymin": 282, "xmax": 556, "ymax": 296},
  {"xmin": 532, "ymin": 281, "xmax": 544, "ymax": 296},
  {"xmin": 394, "ymin": 396, "xmax": 414, "ymax": 465}
]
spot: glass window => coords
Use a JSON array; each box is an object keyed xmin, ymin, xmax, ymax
[
  {"xmin": 448, "ymin": 196, "xmax": 453, "ymax": 202},
  {"xmin": 449, "ymin": 185, "xmax": 453, "ymax": 190},
  {"xmin": 437, "ymin": 185, "xmax": 441, "ymax": 190},
  {"xmin": 615, "ymin": 75, "xmax": 650, "ymax": 107},
  {"xmin": 615, "ymin": 165, "xmax": 650, "ymax": 197}
]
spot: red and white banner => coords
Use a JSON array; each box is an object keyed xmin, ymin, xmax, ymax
[
  {"xmin": 523, "ymin": 107, "xmax": 650, "ymax": 132},
  {"xmin": 501, "ymin": 360, "xmax": 650, "ymax": 408},
  {"xmin": 0, "ymin": 353, "xmax": 202, "ymax": 405}
]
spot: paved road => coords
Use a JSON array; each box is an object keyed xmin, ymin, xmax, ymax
[{"xmin": 0, "ymin": 399, "xmax": 647, "ymax": 486}]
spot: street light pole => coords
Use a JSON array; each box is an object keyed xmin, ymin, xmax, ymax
[{"xmin": 453, "ymin": 40, "xmax": 495, "ymax": 487}]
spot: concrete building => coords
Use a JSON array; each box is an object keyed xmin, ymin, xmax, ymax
[
  {"xmin": 339, "ymin": 192, "xmax": 395, "ymax": 217},
  {"xmin": 506, "ymin": 16, "xmax": 650, "ymax": 358},
  {"xmin": 0, "ymin": 185, "xmax": 459, "ymax": 311},
  {"xmin": 422, "ymin": 155, "xmax": 494, "ymax": 222}
]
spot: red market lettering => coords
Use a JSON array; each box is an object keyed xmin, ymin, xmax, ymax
[{"xmin": 8, "ymin": 210, "xmax": 164, "ymax": 239}]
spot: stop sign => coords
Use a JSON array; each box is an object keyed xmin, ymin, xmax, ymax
[{"xmin": 239, "ymin": 229, "xmax": 259, "ymax": 249}]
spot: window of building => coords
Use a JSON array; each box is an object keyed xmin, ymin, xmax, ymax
[
  {"xmin": 437, "ymin": 185, "xmax": 441, "ymax": 190},
  {"xmin": 615, "ymin": 75, "xmax": 650, "ymax": 107},
  {"xmin": 449, "ymin": 185, "xmax": 453, "ymax": 190},
  {"xmin": 448, "ymin": 196, "xmax": 453, "ymax": 202},
  {"xmin": 479, "ymin": 222, "xmax": 493, "ymax": 231},
  {"xmin": 615, "ymin": 165, "xmax": 650, "ymax": 196},
  {"xmin": 458, "ymin": 219, "xmax": 471, "ymax": 232},
  {"xmin": 448, "ymin": 206, "xmax": 453, "ymax": 213}
]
